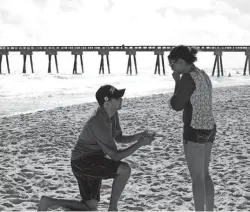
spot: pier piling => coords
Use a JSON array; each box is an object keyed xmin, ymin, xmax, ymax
[
  {"xmin": 98, "ymin": 49, "xmax": 110, "ymax": 74},
  {"xmin": 212, "ymin": 50, "xmax": 223, "ymax": 77},
  {"xmin": 21, "ymin": 50, "xmax": 34, "ymax": 74},
  {"xmin": 154, "ymin": 50, "xmax": 165, "ymax": 75},
  {"xmin": 0, "ymin": 50, "xmax": 10, "ymax": 74},
  {"xmin": 45, "ymin": 50, "xmax": 59, "ymax": 74},
  {"xmin": 126, "ymin": 50, "xmax": 137, "ymax": 75},
  {"xmin": 72, "ymin": 50, "xmax": 84, "ymax": 74},
  {"xmin": 243, "ymin": 49, "xmax": 250, "ymax": 75}
]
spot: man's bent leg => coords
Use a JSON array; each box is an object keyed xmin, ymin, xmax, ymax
[
  {"xmin": 71, "ymin": 158, "xmax": 102, "ymax": 210},
  {"xmin": 109, "ymin": 162, "xmax": 131, "ymax": 211},
  {"xmin": 37, "ymin": 196, "xmax": 92, "ymax": 211}
]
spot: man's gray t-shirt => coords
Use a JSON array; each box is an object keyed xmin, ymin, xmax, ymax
[{"xmin": 71, "ymin": 107, "xmax": 122, "ymax": 161}]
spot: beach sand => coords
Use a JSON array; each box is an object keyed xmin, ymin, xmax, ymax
[{"xmin": 0, "ymin": 85, "xmax": 250, "ymax": 211}]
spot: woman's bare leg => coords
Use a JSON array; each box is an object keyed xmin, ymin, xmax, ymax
[
  {"xmin": 183, "ymin": 140, "xmax": 206, "ymax": 211},
  {"xmin": 204, "ymin": 142, "xmax": 214, "ymax": 211}
]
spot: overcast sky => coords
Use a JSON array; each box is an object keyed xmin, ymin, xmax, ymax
[{"xmin": 0, "ymin": 0, "xmax": 250, "ymax": 46}]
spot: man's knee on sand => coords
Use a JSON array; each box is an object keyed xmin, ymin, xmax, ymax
[
  {"xmin": 86, "ymin": 199, "xmax": 98, "ymax": 210},
  {"xmin": 117, "ymin": 162, "xmax": 131, "ymax": 178}
]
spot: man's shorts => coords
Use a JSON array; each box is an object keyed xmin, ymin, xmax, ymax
[{"xmin": 71, "ymin": 154, "xmax": 121, "ymax": 202}]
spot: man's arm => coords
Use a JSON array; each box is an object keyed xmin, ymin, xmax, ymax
[
  {"xmin": 169, "ymin": 73, "xmax": 195, "ymax": 111},
  {"xmin": 86, "ymin": 124, "xmax": 144, "ymax": 161},
  {"xmin": 115, "ymin": 133, "xmax": 143, "ymax": 143},
  {"xmin": 112, "ymin": 112, "xmax": 144, "ymax": 143},
  {"xmin": 112, "ymin": 142, "xmax": 142, "ymax": 161},
  {"xmin": 111, "ymin": 136, "xmax": 154, "ymax": 161}
]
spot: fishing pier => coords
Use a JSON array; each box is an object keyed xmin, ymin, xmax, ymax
[{"xmin": 0, "ymin": 45, "xmax": 250, "ymax": 76}]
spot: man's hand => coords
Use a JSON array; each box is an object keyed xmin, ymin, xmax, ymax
[{"xmin": 172, "ymin": 72, "xmax": 181, "ymax": 82}]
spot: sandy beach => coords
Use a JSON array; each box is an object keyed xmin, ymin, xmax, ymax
[{"xmin": 0, "ymin": 85, "xmax": 250, "ymax": 211}]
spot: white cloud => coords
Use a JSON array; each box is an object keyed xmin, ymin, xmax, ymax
[
  {"xmin": 0, "ymin": 0, "xmax": 250, "ymax": 45},
  {"xmin": 223, "ymin": 0, "xmax": 250, "ymax": 14}
]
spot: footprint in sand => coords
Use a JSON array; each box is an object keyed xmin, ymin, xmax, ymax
[
  {"xmin": 5, "ymin": 188, "xmax": 17, "ymax": 195},
  {"xmin": 56, "ymin": 190, "xmax": 68, "ymax": 195},
  {"xmin": 9, "ymin": 198, "xmax": 24, "ymax": 205},
  {"xmin": 20, "ymin": 149, "xmax": 33, "ymax": 155},
  {"xmin": 2, "ymin": 202, "xmax": 13, "ymax": 208},
  {"xmin": 181, "ymin": 196, "xmax": 192, "ymax": 202},
  {"xmin": 237, "ymin": 205, "xmax": 247, "ymax": 210},
  {"xmin": 143, "ymin": 167, "xmax": 152, "ymax": 171},
  {"xmin": 123, "ymin": 197, "xmax": 137, "ymax": 205},
  {"xmin": 48, "ymin": 186, "xmax": 58, "ymax": 190},
  {"xmin": 151, "ymin": 182, "xmax": 161, "ymax": 186},
  {"xmin": 166, "ymin": 164, "xmax": 175, "ymax": 169},
  {"xmin": 122, "ymin": 206, "xmax": 144, "ymax": 211},
  {"xmin": 34, "ymin": 166, "xmax": 43, "ymax": 170},
  {"xmin": 44, "ymin": 175, "xmax": 53, "ymax": 179},
  {"xmin": 21, "ymin": 172, "xmax": 34, "ymax": 179},
  {"xmin": 236, "ymin": 155, "xmax": 248, "ymax": 160},
  {"xmin": 16, "ymin": 187, "xmax": 26, "ymax": 192},
  {"xmin": 176, "ymin": 187, "xmax": 189, "ymax": 193},
  {"xmin": 26, "ymin": 206, "xmax": 38, "ymax": 210},
  {"xmin": 244, "ymin": 195, "xmax": 250, "ymax": 201},
  {"xmin": 101, "ymin": 184, "xmax": 111, "ymax": 189},
  {"xmin": 13, "ymin": 177, "xmax": 26, "ymax": 184},
  {"xmin": 55, "ymin": 168, "xmax": 66, "ymax": 172},
  {"xmin": 155, "ymin": 195, "xmax": 166, "ymax": 202},
  {"xmin": 228, "ymin": 202, "xmax": 235, "ymax": 207},
  {"xmin": 177, "ymin": 157, "xmax": 186, "ymax": 162},
  {"xmin": 133, "ymin": 172, "xmax": 144, "ymax": 177},
  {"xmin": 227, "ymin": 181, "xmax": 237, "ymax": 185},
  {"xmin": 23, "ymin": 185, "xmax": 32, "ymax": 190},
  {"xmin": 150, "ymin": 187, "xmax": 159, "ymax": 192}
]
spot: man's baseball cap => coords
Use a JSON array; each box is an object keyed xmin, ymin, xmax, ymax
[{"xmin": 96, "ymin": 85, "xmax": 126, "ymax": 106}]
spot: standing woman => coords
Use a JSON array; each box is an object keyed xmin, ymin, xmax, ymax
[{"xmin": 168, "ymin": 45, "xmax": 217, "ymax": 211}]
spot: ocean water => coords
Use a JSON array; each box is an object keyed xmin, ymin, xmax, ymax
[{"xmin": 0, "ymin": 52, "xmax": 250, "ymax": 117}]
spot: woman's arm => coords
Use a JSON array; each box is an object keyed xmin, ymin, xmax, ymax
[{"xmin": 169, "ymin": 73, "xmax": 196, "ymax": 111}]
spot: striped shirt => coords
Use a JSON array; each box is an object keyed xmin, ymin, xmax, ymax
[{"xmin": 71, "ymin": 107, "xmax": 122, "ymax": 161}]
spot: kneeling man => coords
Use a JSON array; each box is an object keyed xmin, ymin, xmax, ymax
[{"xmin": 38, "ymin": 85, "xmax": 155, "ymax": 211}]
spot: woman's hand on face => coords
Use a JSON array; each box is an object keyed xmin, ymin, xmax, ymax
[{"xmin": 172, "ymin": 72, "xmax": 181, "ymax": 81}]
